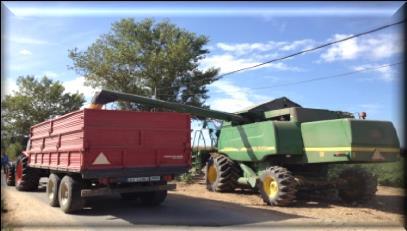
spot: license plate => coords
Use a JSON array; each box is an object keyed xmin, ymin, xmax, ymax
[{"xmin": 127, "ymin": 176, "xmax": 160, "ymax": 183}]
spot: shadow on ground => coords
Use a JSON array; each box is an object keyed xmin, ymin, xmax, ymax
[{"xmin": 73, "ymin": 193, "xmax": 305, "ymax": 227}]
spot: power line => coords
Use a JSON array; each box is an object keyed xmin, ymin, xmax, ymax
[
  {"xmin": 250, "ymin": 62, "xmax": 403, "ymax": 90},
  {"xmin": 157, "ymin": 61, "xmax": 403, "ymax": 96},
  {"xmin": 215, "ymin": 20, "xmax": 405, "ymax": 78},
  {"xmin": 156, "ymin": 19, "xmax": 405, "ymax": 92}
]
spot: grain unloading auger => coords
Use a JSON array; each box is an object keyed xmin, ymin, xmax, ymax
[{"xmin": 91, "ymin": 89, "xmax": 401, "ymax": 206}]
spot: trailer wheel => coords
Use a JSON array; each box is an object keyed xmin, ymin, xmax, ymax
[
  {"xmin": 15, "ymin": 155, "xmax": 40, "ymax": 191},
  {"xmin": 205, "ymin": 153, "xmax": 240, "ymax": 192},
  {"xmin": 5, "ymin": 163, "xmax": 16, "ymax": 186},
  {"xmin": 258, "ymin": 166, "xmax": 297, "ymax": 206},
  {"xmin": 47, "ymin": 173, "xmax": 61, "ymax": 207},
  {"xmin": 58, "ymin": 175, "xmax": 84, "ymax": 213},
  {"xmin": 139, "ymin": 190, "xmax": 168, "ymax": 206},
  {"xmin": 338, "ymin": 167, "xmax": 377, "ymax": 203}
]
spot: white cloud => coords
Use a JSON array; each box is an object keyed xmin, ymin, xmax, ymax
[
  {"xmin": 6, "ymin": 36, "xmax": 49, "ymax": 45},
  {"xmin": 208, "ymin": 80, "xmax": 268, "ymax": 113},
  {"xmin": 43, "ymin": 71, "xmax": 59, "ymax": 79},
  {"xmin": 63, "ymin": 76, "xmax": 99, "ymax": 99},
  {"xmin": 2, "ymin": 79, "xmax": 18, "ymax": 98},
  {"xmin": 280, "ymin": 39, "xmax": 315, "ymax": 51},
  {"xmin": 216, "ymin": 39, "xmax": 316, "ymax": 55},
  {"xmin": 353, "ymin": 63, "xmax": 396, "ymax": 82},
  {"xmin": 19, "ymin": 49, "xmax": 32, "ymax": 56},
  {"xmin": 200, "ymin": 54, "xmax": 302, "ymax": 74},
  {"xmin": 320, "ymin": 33, "xmax": 402, "ymax": 62},
  {"xmin": 216, "ymin": 41, "xmax": 286, "ymax": 55},
  {"xmin": 320, "ymin": 34, "xmax": 360, "ymax": 62}
]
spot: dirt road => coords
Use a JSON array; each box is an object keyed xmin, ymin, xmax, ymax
[{"xmin": 1, "ymin": 173, "xmax": 405, "ymax": 231}]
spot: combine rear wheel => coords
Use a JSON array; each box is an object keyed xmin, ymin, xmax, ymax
[
  {"xmin": 5, "ymin": 163, "xmax": 15, "ymax": 186},
  {"xmin": 337, "ymin": 167, "xmax": 377, "ymax": 203},
  {"xmin": 258, "ymin": 166, "xmax": 297, "ymax": 206},
  {"xmin": 58, "ymin": 175, "xmax": 84, "ymax": 213},
  {"xmin": 15, "ymin": 155, "xmax": 40, "ymax": 191},
  {"xmin": 205, "ymin": 153, "xmax": 240, "ymax": 192}
]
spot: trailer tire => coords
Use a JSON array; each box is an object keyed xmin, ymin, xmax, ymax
[
  {"xmin": 15, "ymin": 155, "xmax": 40, "ymax": 191},
  {"xmin": 258, "ymin": 166, "xmax": 297, "ymax": 206},
  {"xmin": 338, "ymin": 167, "xmax": 377, "ymax": 203},
  {"xmin": 5, "ymin": 163, "xmax": 16, "ymax": 186},
  {"xmin": 58, "ymin": 175, "xmax": 84, "ymax": 213},
  {"xmin": 47, "ymin": 173, "xmax": 61, "ymax": 207},
  {"xmin": 205, "ymin": 153, "xmax": 240, "ymax": 192},
  {"xmin": 139, "ymin": 190, "xmax": 167, "ymax": 206}
]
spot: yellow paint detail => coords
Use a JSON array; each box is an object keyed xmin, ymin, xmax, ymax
[
  {"xmin": 88, "ymin": 103, "xmax": 103, "ymax": 109},
  {"xmin": 319, "ymin": 151, "xmax": 325, "ymax": 157},
  {"xmin": 220, "ymin": 146, "xmax": 275, "ymax": 152},
  {"xmin": 207, "ymin": 165, "xmax": 217, "ymax": 184},
  {"xmin": 305, "ymin": 147, "xmax": 399, "ymax": 153},
  {"xmin": 263, "ymin": 175, "xmax": 278, "ymax": 198}
]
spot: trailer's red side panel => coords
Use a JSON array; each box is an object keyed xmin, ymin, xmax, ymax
[
  {"xmin": 28, "ymin": 110, "xmax": 85, "ymax": 172},
  {"xmin": 82, "ymin": 109, "xmax": 191, "ymax": 173},
  {"xmin": 27, "ymin": 109, "xmax": 191, "ymax": 178}
]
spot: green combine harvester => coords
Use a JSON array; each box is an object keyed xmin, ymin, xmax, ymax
[{"xmin": 92, "ymin": 90, "xmax": 401, "ymax": 206}]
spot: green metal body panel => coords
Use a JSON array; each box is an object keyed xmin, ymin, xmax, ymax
[
  {"xmin": 301, "ymin": 119, "xmax": 400, "ymax": 163},
  {"xmin": 217, "ymin": 121, "xmax": 303, "ymax": 161},
  {"xmin": 264, "ymin": 107, "xmax": 354, "ymax": 122}
]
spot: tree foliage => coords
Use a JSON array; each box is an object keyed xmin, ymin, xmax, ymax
[
  {"xmin": 1, "ymin": 76, "xmax": 85, "ymax": 140},
  {"xmin": 68, "ymin": 18, "xmax": 219, "ymax": 110}
]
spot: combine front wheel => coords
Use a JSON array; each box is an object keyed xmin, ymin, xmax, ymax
[
  {"xmin": 258, "ymin": 166, "xmax": 297, "ymax": 206},
  {"xmin": 205, "ymin": 153, "xmax": 240, "ymax": 192}
]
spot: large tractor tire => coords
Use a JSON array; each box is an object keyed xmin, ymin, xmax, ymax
[
  {"xmin": 58, "ymin": 175, "xmax": 84, "ymax": 213},
  {"xmin": 258, "ymin": 166, "xmax": 298, "ymax": 206},
  {"xmin": 47, "ymin": 173, "xmax": 61, "ymax": 207},
  {"xmin": 15, "ymin": 155, "xmax": 40, "ymax": 191},
  {"xmin": 337, "ymin": 167, "xmax": 377, "ymax": 203},
  {"xmin": 5, "ymin": 163, "xmax": 16, "ymax": 186},
  {"xmin": 205, "ymin": 153, "xmax": 240, "ymax": 192}
]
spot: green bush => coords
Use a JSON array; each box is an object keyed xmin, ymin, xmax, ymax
[
  {"xmin": 329, "ymin": 158, "xmax": 405, "ymax": 188},
  {"xmin": 5, "ymin": 142, "xmax": 23, "ymax": 161}
]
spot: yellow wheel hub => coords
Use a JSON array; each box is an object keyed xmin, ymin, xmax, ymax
[
  {"xmin": 207, "ymin": 165, "xmax": 217, "ymax": 183},
  {"xmin": 263, "ymin": 176, "xmax": 279, "ymax": 198}
]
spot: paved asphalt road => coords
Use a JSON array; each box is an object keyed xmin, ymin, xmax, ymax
[{"xmin": 1, "ymin": 172, "xmax": 306, "ymax": 231}]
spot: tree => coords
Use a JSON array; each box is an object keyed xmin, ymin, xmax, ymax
[
  {"xmin": 1, "ymin": 76, "xmax": 85, "ymax": 142},
  {"xmin": 68, "ymin": 18, "xmax": 219, "ymax": 110}
]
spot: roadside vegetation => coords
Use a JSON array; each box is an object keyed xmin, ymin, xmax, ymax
[
  {"xmin": 1, "ymin": 76, "xmax": 85, "ymax": 160},
  {"xmin": 329, "ymin": 157, "xmax": 405, "ymax": 188}
]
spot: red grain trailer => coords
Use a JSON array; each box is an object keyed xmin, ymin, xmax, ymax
[{"xmin": 7, "ymin": 109, "xmax": 191, "ymax": 213}]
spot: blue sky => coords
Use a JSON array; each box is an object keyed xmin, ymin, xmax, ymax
[{"xmin": 2, "ymin": 1, "xmax": 405, "ymax": 146}]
